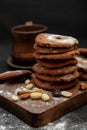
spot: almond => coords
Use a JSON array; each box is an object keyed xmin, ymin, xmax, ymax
[
  {"xmin": 19, "ymin": 93, "xmax": 30, "ymax": 100},
  {"xmin": 17, "ymin": 91, "xmax": 29, "ymax": 95},
  {"xmin": 79, "ymin": 81, "xmax": 87, "ymax": 90}
]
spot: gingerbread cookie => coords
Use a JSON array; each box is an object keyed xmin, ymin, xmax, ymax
[
  {"xmin": 0, "ymin": 70, "xmax": 31, "ymax": 82},
  {"xmin": 34, "ymin": 71, "xmax": 79, "ymax": 82},
  {"xmin": 76, "ymin": 56, "xmax": 87, "ymax": 72},
  {"xmin": 35, "ymin": 50, "xmax": 79, "ymax": 60},
  {"xmin": 35, "ymin": 33, "xmax": 79, "ymax": 48},
  {"xmin": 34, "ymin": 43, "xmax": 77, "ymax": 54},
  {"xmin": 32, "ymin": 74, "xmax": 78, "ymax": 90},
  {"xmin": 37, "ymin": 58, "xmax": 78, "ymax": 68},
  {"xmin": 79, "ymin": 72, "xmax": 87, "ymax": 80},
  {"xmin": 78, "ymin": 48, "xmax": 87, "ymax": 55},
  {"xmin": 32, "ymin": 63, "xmax": 77, "ymax": 75}
]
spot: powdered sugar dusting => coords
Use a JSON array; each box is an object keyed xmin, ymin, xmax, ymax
[
  {"xmin": 76, "ymin": 56, "xmax": 87, "ymax": 70},
  {"xmin": 46, "ymin": 34, "xmax": 78, "ymax": 45},
  {"xmin": 0, "ymin": 90, "xmax": 3, "ymax": 94}
]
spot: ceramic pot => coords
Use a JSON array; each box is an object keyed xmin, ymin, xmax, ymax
[{"xmin": 11, "ymin": 22, "xmax": 47, "ymax": 66}]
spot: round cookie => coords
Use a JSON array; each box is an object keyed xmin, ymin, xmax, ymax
[
  {"xmin": 34, "ymin": 71, "xmax": 79, "ymax": 82},
  {"xmin": 32, "ymin": 74, "xmax": 78, "ymax": 90},
  {"xmin": 79, "ymin": 72, "xmax": 87, "ymax": 80},
  {"xmin": 76, "ymin": 56, "xmax": 87, "ymax": 72},
  {"xmin": 32, "ymin": 63, "xmax": 77, "ymax": 75},
  {"xmin": 34, "ymin": 43, "xmax": 77, "ymax": 54},
  {"xmin": 37, "ymin": 58, "xmax": 78, "ymax": 68},
  {"xmin": 35, "ymin": 33, "xmax": 79, "ymax": 48},
  {"xmin": 0, "ymin": 70, "xmax": 31, "ymax": 82},
  {"xmin": 78, "ymin": 48, "xmax": 87, "ymax": 55},
  {"xmin": 35, "ymin": 50, "xmax": 79, "ymax": 60}
]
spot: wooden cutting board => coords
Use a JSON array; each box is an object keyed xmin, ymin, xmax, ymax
[{"xmin": 0, "ymin": 81, "xmax": 87, "ymax": 127}]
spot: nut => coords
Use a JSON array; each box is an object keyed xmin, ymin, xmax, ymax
[
  {"xmin": 28, "ymin": 88, "xmax": 43, "ymax": 93},
  {"xmin": 41, "ymin": 93, "xmax": 50, "ymax": 101},
  {"xmin": 30, "ymin": 92, "xmax": 42, "ymax": 99},
  {"xmin": 79, "ymin": 81, "xmax": 87, "ymax": 90},
  {"xmin": 25, "ymin": 79, "xmax": 31, "ymax": 85},
  {"xmin": 19, "ymin": 93, "xmax": 30, "ymax": 100},
  {"xmin": 61, "ymin": 91, "xmax": 72, "ymax": 97},
  {"xmin": 26, "ymin": 83, "xmax": 33, "ymax": 89},
  {"xmin": 11, "ymin": 95, "xmax": 19, "ymax": 102},
  {"xmin": 17, "ymin": 91, "xmax": 29, "ymax": 95}
]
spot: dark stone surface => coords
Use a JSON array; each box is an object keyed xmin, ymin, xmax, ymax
[{"xmin": 0, "ymin": 101, "xmax": 87, "ymax": 130}]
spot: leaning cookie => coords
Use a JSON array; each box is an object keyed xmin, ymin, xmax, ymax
[
  {"xmin": 32, "ymin": 74, "xmax": 78, "ymax": 90},
  {"xmin": 32, "ymin": 63, "xmax": 77, "ymax": 75},
  {"xmin": 0, "ymin": 70, "xmax": 31, "ymax": 82},
  {"xmin": 37, "ymin": 58, "xmax": 78, "ymax": 68},
  {"xmin": 35, "ymin": 33, "xmax": 79, "ymax": 48}
]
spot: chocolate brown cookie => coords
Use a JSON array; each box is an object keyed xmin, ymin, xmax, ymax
[
  {"xmin": 79, "ymin": 72, "xmax": 87, "ymax": 80},
  {"xmin": 34, "ymin": 71, "xmax": 79, "ymax": 82},
  {"xmin": 32, "ymin": 74, "xmax": 78, "ymax": 90},
  {"xmin": 0, "ymin": 70, "xmax": 31, "ymax": 82},
  {"xmin": 35, "ymin": 50, "xmax": 79, "ymax": 60},
  {"xmin": 34, "ymin": 43, "xmax": 77, "ymax": 54},
  {"xmin": 35, "ymin": 33, "xmax": 79, "ymax": 48},
  {"xmin": 37, "ymin": 58, "xmax": 78, "ymax": 68},
  {"xmin": 76, "ymin": 56, "xmax": 87, "ymax": 72},
  {"xmin": 32, "ymin": 63, "xmax": 77, "ymax": 75},
  {"xmin": 78, "ymin": 48, "xmax": 87, "ymax": 55}
]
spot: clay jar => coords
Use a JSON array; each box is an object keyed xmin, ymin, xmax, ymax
[{"xmin": 11, "ymin": 23, "xmax": 47, "ymax": 66}]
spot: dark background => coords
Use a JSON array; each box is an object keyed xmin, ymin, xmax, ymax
[
  {"xmin": 0, "ymin": 0, "xmax": 87, "ymax": 72},
  {"xmin": 0, "ymin": 0, "xmax": 87, "ymax": 40}
]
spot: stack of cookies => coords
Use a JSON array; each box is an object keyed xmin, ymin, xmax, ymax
[
  {"xmin": 76, "ymin": 48, "xmax": 87, "ymax": 81},
  {"xmin": 32, "ymin": 33, "xmax": 79, "ymax": 91}
]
